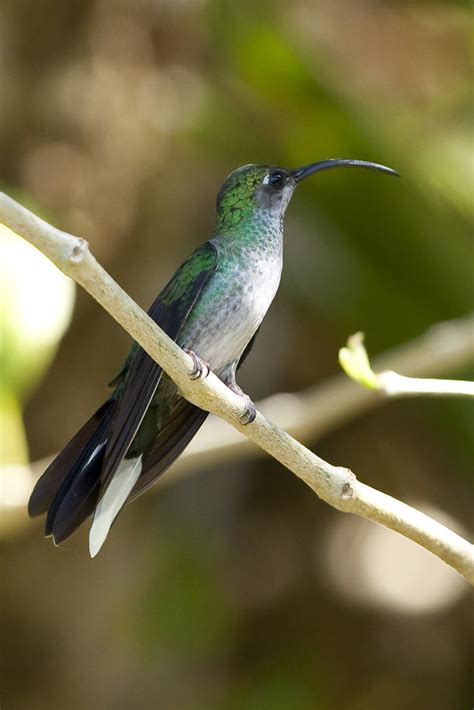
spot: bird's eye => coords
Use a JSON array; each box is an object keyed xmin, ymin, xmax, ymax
[{"xmin": 268, "ymin": 171, "xmax": 285, "ymax": 189}]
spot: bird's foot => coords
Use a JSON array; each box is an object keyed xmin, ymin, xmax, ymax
[
  {"xmin": 227, "ymin": 382, "xmax": 257, "ymax": 425},
  {"xmin": 239, "ymin": 395, "xmax": 257, "ymax": 425},
  {"xmin": 184, "ymin": 349, "xmax": 210, "ymax": 381}
]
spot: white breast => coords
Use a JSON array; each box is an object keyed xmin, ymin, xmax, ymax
[{"xmin": 182, "ymin": 250, "xmax": 282, "ymax": 375}]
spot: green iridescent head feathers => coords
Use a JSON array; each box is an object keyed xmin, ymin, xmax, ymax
[
  {"xmin": 216, "ymin": 165, "xmax": 267, "ymax": 223},
  {"xmin": 215, "ymin": 164, "xmax": 293, "ymax": 230}
]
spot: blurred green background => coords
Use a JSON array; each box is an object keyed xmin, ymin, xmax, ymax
[{"xmin": 1, "ymin": 1, "xmax": 472, "ymax": 709}]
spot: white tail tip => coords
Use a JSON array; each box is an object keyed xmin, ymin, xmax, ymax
[{"xmin": 89, "ymin": 456, "xmax": 142, "ymax": 557}]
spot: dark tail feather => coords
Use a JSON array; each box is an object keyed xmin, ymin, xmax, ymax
[
  {"xmin": 28, "ymin": 401, "xmax": 114, "ymax": 517},
  {"xmin": 28, "ymin": 400, "xmax": 116, "ymax": 542},
  {"xmin": 48, "ymin": 441, "xmax": 107, "ymax": 544}
]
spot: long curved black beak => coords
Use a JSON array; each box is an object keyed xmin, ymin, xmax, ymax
[{"xmin": 292, "ymin": 159, "xmax": 399, "ymax": 182}]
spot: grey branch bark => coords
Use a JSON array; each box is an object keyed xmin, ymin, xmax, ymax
[{"xmin": 1, "ymin": 191, "xmax": 473, "ymax": 584}]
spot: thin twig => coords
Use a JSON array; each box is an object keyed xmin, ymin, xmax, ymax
[
  {"xmin": 340, "ymin": 331, "xmax": 474, "ymax": 398},
  {"xmin": 378, "ymin": 371, "xmax": 474, "ymax": 398},
  {"xmin": 1, "ymin": 192, "xmax": 473, "ymax": 584}
]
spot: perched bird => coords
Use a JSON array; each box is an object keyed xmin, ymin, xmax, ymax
[{"xmin": 28, "ymin": 159, "xmax": 397, "ymax": 556}]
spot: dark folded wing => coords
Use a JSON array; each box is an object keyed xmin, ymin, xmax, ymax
[
  {"xmin": 98, "ymin": 240, "xmax": 219, "ymax": 495},
  {"xmin": 127, "ymin": 398, "xmax": 209, "ymax": 502}
]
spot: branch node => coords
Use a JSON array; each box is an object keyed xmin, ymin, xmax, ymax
[
  {"xmin": 68, "ymin": 237, "xmax": 89, "ymax": 264},
  {"xmin": 341, "ymin": 481, "xmax": 354, "ymax": 500},
  {"xmin": 339, "ymin": 466, "xmax": 357, "ymax": 500}
]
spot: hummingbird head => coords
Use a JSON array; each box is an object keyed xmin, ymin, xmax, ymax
[
  {"xmin": 215, "ymin": 160, "xmax": 398, "ymax": 230},
  {"xmin": 216, "ymin": 164, "xmax": 295, "ymax": 227}
]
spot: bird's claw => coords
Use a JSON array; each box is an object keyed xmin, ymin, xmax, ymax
[
  {"xmin": 239, "ymin": 395, "xmax": 257, "ymax": 425},
  {"xmin": 184, "ymin": 349, "xmax": 210, "ymax": 381},
  {"xmin": 227, "ymin": 381, "xmax": 257, "ymax": 425}
]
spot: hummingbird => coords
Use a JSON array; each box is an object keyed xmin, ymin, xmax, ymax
[{"xmin": 28, "ymin": 158, "xmax": 397, "ymax": 556}]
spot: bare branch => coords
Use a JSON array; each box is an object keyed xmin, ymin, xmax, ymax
[{"xmin": 1, "ymin": 191, "xmax": 473, "ymax": 584}]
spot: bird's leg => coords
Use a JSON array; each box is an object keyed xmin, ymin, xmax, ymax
[
  {"xmin": 226, "ymin": 376, "xmax": 257, "ymax": 425},
  {"xmin": 183, "ymin": 349, "xmax": 210, "ymax": 381}
]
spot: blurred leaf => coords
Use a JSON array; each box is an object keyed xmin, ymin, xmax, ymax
[
  {"xmin": 0, "ymin": 390, "xmax": 28, "ymax": 466},
  {"xmin": 0, "ymin": 223, "xmax": 75, "ymax": 399}
]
